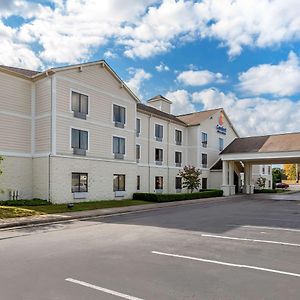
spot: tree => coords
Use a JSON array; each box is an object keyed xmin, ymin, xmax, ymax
[
  {"xmin": 256, "ymin": 176, "xmax": 266, "ymax": 189},
  {"xmin": 178, "ymin": 165, "xmax": 202, "ymax": 193},
  {"xmin": 283, "ymin": 164, "xmax": 296, "ymax": 180},
  {"xmin": 272, "ymin": 168, "xmax": 284, "ymax": 184}
]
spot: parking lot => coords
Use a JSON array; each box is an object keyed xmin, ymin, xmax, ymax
[{"xmin": 0, "ymin": 194, "xmax": 299, "ymax": 299}]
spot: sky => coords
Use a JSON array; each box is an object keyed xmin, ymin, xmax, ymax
[{"xmin": 1, "ymin": 0, "xmax": 300, "ymax": 137}]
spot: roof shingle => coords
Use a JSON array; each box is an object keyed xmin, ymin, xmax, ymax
[{"xmin": 0, "ymin": 65, "xmax": 41, "ymax": 77}]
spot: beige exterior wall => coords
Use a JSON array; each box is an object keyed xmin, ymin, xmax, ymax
[
  {"xmin": 33, "ymin": 157, "xmax": 49, "ymax": 200},
  {"xmin": 0, "ymin": 156, "xmax": 32, "ymax": 200}
]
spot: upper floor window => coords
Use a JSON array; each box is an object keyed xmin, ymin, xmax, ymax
[
  {"xmin": 113, "ymin": 104, "xmax": 126, "ymax": 128},
  {"xmin": 202, "ymin": 153, "xmax": 208, "ymax": 168},
  {"xmin": 113, "ymin": 174, "xmax": 125, "ymax": 192},
  {"xmin": 72, "ymin": 173, "xmax": 88, "ymax": 193},
  {"xmin": 155, "ymin": 124, "xmax": 163, "ymax": 141},
  {"xmin": 202, "ymin": 132, "xmax": 208, "ymax": 148},
  {"xmin": 137, "ymin": 175, "xmax": 141, "ymax": 191},
  {"xmin": 72, "ymin": 91, "xmax": 88, "ymax": 119},
  {"xmin": 136, "ymin": 118, "xmax": 141, "ymax": 137},
  {"xmin": 262, "ymin": 166, "xmax": 265, "ymax": 174},
  {"xmin": 113, "ymin": 136, "xmax": 125, "ymax": 159},
  {"xmin": 219, "ymin": 138, "xmax": 224, "ymax": 151},
  {"xmin": 175, "ymin": 129, "xmax": 182, "ymax": 145},
  {"xmin": 136, "ymin": 144, "xmax": 141, "ymax": 162},
  {"xmin": 175, "ymin": 151, "xmax": 182, "ymax": 167},
  {"xmin": 268, "ymin": 166, "xmax": 271, "ymax": 175},
  {"xmin": 155, "ymin": 148, "xmax": 163, "ymax": 165},
  {"xmin": 71, "ymin": 128, "xmax": 88, "ymax": 156}
]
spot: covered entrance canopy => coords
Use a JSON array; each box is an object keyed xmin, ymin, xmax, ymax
[{"xmin": 220, "ymin": 132, "xmax": 300, "ymax": 196}]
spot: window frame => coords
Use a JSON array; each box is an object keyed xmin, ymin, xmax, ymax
[
  {"xmin": 201, "ymin": 153, "xmax": 208, "ymax": 168},
  {"xmin": 136, "ymin": 118, "xmax": 141, "ymax": 136},
  {"xmin": 155, "ymin": 176, "xmax": 163, "ymax": 190},
  {"xmin": 154, "ymin": 123, "xmax": 164, "ymax": 141},
  {"xmin": 175, "ymin": 129, "xmax": 182, "ymax": 145},
  {"xmin": 137, "ymin": 175, "xmax": 141, "ymax": 191},
  {"xmin": 112, "ymin": 103, "xmax": 127, "ymax": 128},
  {"xmin": 71, "ymin": 172, "xmax": 88, "ymax": 193},
  {"xmin": 113, "ymin": 136, "xmax": 126, "ymax": 158},
  {"xmin": 136, "ymin": 144, "xmax": 141, "ymax": 161},
  {"xmin": 201, "ymin": 132, "xmax": 208, "ymax": 148},
  {"xmin": 70, "ymin": 89, "xmax": 89, "ymax": 117},
  {"xmin": 70, "ymin": 127, "xmax": 89, "ymax": 154},
  {"xmin": 113, "ymin": 174, "xmax": 126, "ymax": 192},
  {"xmin": 175, "ymin": 177, "xmax": 182, "ymax": 190},
  {"xmin": 175, "ymin": 151, "xmax": 182, "ymax": 166},
  {"xmin": 219, "ymin": 137, "xmax": 224, "ymax": 151},
  {"xmin": 155, "ymin": 148, "xmax": 163, "ymax": 164}
]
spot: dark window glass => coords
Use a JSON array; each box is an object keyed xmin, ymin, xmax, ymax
[
  {"xmin": 202, "ymin": 153, "xmax": 208, "ymax": 168},
  {"xmin": 175, "ymin": 151, "xmax": 182, "ymax": 164},
  {"xmin": 219, "ymin": 138, "xmax": 224, "ymax": 151},
  {"xmin": 113, "ymin": 137, "xmax": 125, "ymax": 154},
  {"xmin": 268, "ymin": 166, "xmax": 271, "ymax": 175},
  {"xmin": 155, "ymin": 124, "xmax": 163, "ymax": 139},
  {"xmin": 72, "ymin": 173, "xmax": 88, "ymax": 192},
  {"xmin": 202, "ymin": 178, "xmax": 208, "ymax": 189},
  {"xmin": 137, "ymin": 176, "xmax": 140, "ymax": 190},
  {"xmin": 136, "ymin": 118, "xmax": 141, "ymax": 134},
  {"xmin": 155, "ymin": 148, "xmax": 163, "ymax": 162},
  {"xmin": 72, "ymin": 92, "xmax": 88, "ymax": 114},
  {"xmin": 175, "ymin": 130, "xmax": 182, "ymax": 144},
  {"xmin": 176, "ymin": 177, "xmax": 182, "ymax": 189},
  {"xmin": 202, "ymin": 132, "xmax": 208, "ymax": 147},
  {"xmin": 136, "ymin": 144, "xmax": 141, "ymax": 160},
  {"xmin": 113, "ymin": 104, "xmax": 126, "ymax": 124},
  {"xmin": 155, "ymin": 176, "xmax": 163, "ymax": 190},
  {"xmin": 71, "ymin": 129, "xmax": 88, "ymax": 150},
  {"xmin": 113, "ymin": 174, "xmax": 125, "ymax": 191}
]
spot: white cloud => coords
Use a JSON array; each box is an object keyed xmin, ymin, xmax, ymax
[
  {"xmin": 125, "ymin": 68, "xmax": 152, "ymax": 98},
  {"xmin": 155, "ymin": 62, "xmax": 170, "ymax": 72},
  {"xmin": 103, "ymin": 50, "xmax": 117, "ymax": 59},
  {"xmin": 238, "ymin": 52, "xmax": 300, "ymax": 97},
  {"xmin": 177, "ymin": 69, "xmax": 225, "ymax": 86},
  {"xmin": 192, "ymin": 88, "xmax": 300, "ymax": 136},
  {"xmin": 165, "ymin": 89, "xmax": 196, "ymax": 115}
]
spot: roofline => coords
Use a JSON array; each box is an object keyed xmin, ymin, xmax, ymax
[
  {"xmin": 0, "ymin": 66, "xmax": 35, "ymax": 81},
  {"xmin": 176, "ymin": 107, "xmax": 223, "ymax": 117},
  {"xmin": 147, "ymin": 95, "xmax": 173, "ymax": 104},
  {"xmin": 234, "ymin": 131, "xmax": 300, "ymax": 139}
]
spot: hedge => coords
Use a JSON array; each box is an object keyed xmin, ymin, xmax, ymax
[
  {"xmin": 132, "ymin": 189, "xmax": 223, "ymax": 202},
  {"xmin": 254, "ymin": 189, "xmax": 287, "ymax": 194},
  {"xmin": 0, "ymin": 199, "xmax": 49, "ymax": 206}
]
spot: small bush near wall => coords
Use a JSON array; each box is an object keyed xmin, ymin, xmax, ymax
[
  {"xmin": 133, "ymin": 190, "xmax": 223, "ymax": 202},
  {"xmin": 0, "ymin": 199, "xmax": 49, "ymax": 206}
]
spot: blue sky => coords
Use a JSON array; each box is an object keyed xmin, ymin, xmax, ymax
[{"xmin": 1, "ymin": 0, "xmax": 300, "ymax": 137}]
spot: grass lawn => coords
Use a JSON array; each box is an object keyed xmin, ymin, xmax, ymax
[
  {"xmin": 0, "ymin": 206, "xmax": 42, "ymax": 219},
  {"xmin": 0, "ymin": 200, "xmax": 151, "ymax": 219}
]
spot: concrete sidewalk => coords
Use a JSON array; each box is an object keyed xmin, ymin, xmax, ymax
[{"xmin": 0, "ymin": 196, "xmax": 238, "ymax": 230}]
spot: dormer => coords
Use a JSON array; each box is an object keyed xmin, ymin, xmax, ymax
[{"xmin": 147, "ymin": 95, "xmax": 172, "ymax": 114}]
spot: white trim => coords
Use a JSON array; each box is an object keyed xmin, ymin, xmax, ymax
[
  {"xmin": 112, "ymin": 135, "xmax": 127, "ymax": 157},
  {"xmin": 35, "ymin": 112, "xmax": 51, "ymax": 120},
  {"xmin": 221, "ymin": 151, "xmax": 300, "ymax": 161},
  {"xmin": 154, "ymin": 147, "xmax": 164, "ymax": 164},
  {"xmin": 70, "ymin": 127, "xmax": 90, "ymax": 152},
  {"xmin": 54, "ymin": 154, "xmax": 136, "ymax": 164},
  {"xmin": 31, "ymin": 83, "xmax": 36, "ymax": 155},
  {"xmin": 51, "ymin": 75, "xmax": 57, "ymax": 155},
  {"xmin": 69, "ymin": 88, "xmax": 90, "ymax": 116},
  {"xmin": 0, "ymin": 110, "xmax": 31, "ymax": 120},
  {"xmin": 154, "ymin": 122, "xmax": 164, "ymax": 141},
  {"xmin": 174, "ymin": 128, "xmax": 183, "ymax": 144},
  {"xmin": 112, "ymin": 102, "xmax": 127, "ymax": 128},
  {"xmin": 0, "ymin": 151, "xmax": 32, "ymax": 158},
  {"xmin": 56, "ymin": 75, "xmax": 137, "ymax": 105}
]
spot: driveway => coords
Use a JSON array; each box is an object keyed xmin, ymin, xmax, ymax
[
  {"xmin": 0, "ymin": 195, "xmax": 299, "ymax": 300},
  {"xmin": 250, "ymin": 191, "xmax": 300, "ymax": 201}
]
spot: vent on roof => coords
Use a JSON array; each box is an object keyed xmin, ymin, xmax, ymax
[{"xmin": 147, "ymin": 95, "xmax": 172, "ymax": 114}]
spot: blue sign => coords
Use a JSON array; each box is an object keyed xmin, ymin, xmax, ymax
[{"xmin": 216, "ymin": 124, "xmax": 227, "ymax": 135}]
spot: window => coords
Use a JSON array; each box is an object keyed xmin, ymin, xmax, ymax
[
  {"xmin": 155, "ymin": 124, "xmax": 163, "ymax": 141},
  {"xmin": 175, "ymin": 151, "xmax": 182, "ymax": 167},
  {"xmin": 176, "ymin": 177, "xmax": 182, "ymax": 190},
  {"xmin": 72, "ymin": 91, "xmax": 88, "ymax": 119},
  {"xmin": 262, "ymin": 166, "xmax": 265, "ymax": 174},
  {"xmin": 113, "ymin": 174, "xmax": 125, "ymax": 191},
  {"xmin": 202, "ymin": 153, "xmax": 208, "ymax": 168},
  {"xmin": 72, "ymin": 173, "xmax": 88, "ymax": 193},
  {"xmin": 113, "ymin": 136, "xmax": 125, "ymax": 159},
  {"xmin": 71, "ymin": 128, "xmax": 88, "ymax": 155},
  {"xmin": 155, "ymin": 176, "xmax": 163, "ymax": 190},
  {"xmin": 268, "ymin": 180, "xmax": 271, "ymax": 188},
  {"xmin": 136, "ymin": 144, "xmax": 141, "ymax": 161},
  {"xmin": 136, "ymin": 118, "xmax": 141, "ymax": 137},
  {"xmin": 202, "ymin": 132, "xmax": 208, "ymax": 148},
  {"xmin": 155, "ymin": 148, "xmax": 163, "ymax": 165},
  {"xmin": 219, "ymin": 138, "xmax": 224, "ymax": 151},
  {"xmin": 137, "ymin": 175, "xmax": 140, "ymax": 190},
  {"xmin": 268, "ymin": 166, "xmax": 271, "ymax": 175},
  {"xmin": 202, "ymin": 178, "xmax": 208, "ymax": 190},
  {"xmin": 175, "ymin": 130, "xmax": 182, "ymax": 145},
  {"xmin": 113, "ymin": 104, "xmax": 126, "ymax": 128}
]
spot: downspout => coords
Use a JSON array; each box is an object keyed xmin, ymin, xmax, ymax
[{"xmin": 148, "ymin": 114, "xmax": 152, "ymax": 192}]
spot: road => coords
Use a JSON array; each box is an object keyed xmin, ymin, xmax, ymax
[{"xmin": 0, "ymin": 194, "xmax": 300, "ymax": 300}]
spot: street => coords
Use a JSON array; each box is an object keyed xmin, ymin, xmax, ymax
[{"xmin": 0, "ymin": 194, "xmax": 300, "ymax": 300}]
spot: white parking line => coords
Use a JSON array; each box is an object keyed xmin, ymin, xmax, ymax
[
  {"xmin": 201, "ymin": 234, "xmax": 300, "ymax": 247},
  {"xmin": 65, "ymin": 278, "xmax": 144, "ymax": 300},
  {"xmin": 240, "ymin": 225, "xmax": 300, "ymax": 233},
  {"xmin": 152, "ymin": 251, "xmax": 300, "ymax": 278}
]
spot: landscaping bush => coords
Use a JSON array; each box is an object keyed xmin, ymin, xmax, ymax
[
  {"xmin": 133, "ymin": 189, "xmax": 223, "ymax": 202},
  {"xmin": 0, "ymin": 199, "xmax": 49, "ymax": 206}
]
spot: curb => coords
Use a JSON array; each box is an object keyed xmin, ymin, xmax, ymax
[{"xmin": 0, "ymin": 196, "xmax": 240, "ymax": 230}]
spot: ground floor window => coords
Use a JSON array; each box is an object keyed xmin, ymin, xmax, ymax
[
  {"xmin": 137, "ymin": 175, "xmax": 141, "ymax": 190},
  {"xmin": 268, "ymin": 180, "xmax": 271, "ymax": 188},
  {"xmin": 72, "ymin": 173, "xmax": 88, "ymax": 192},
  {"xmin": 176, "ymin": 177, "xmax": 182, "ymax": 190},
  {"xmin": 113, "ymin": 174, "xmax": 125, "ymax": 191},
  {"xmin": 202, "ymin": 178, "xmax": 208, "ymax": 190},
  {"xmin": 155, "ymin": 176, "xmax": 163, "ymax": 190}
]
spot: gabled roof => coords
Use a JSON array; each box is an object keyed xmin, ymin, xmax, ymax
[
  {"xmin": 137, "ymin": 103, "xmax": 186, "ymax": 126},
  {"xmin": 0, "ymin": 65, "xmax": 41, "ymax": 78},
  {"xmin": 147, "ymin": 95, "xmax": 173, "ymax": 104},
  {"xmin": 177, "ymin": 108, "xmax": 221, "ymax": 126},
  {"xmin": 221, "ymin": 132, "xmax": 300, "ymax": 154}
]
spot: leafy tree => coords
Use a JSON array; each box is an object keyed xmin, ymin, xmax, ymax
[
  {"xmin": 283, "ymin": 164, "xmax": 296, "ymax": 180},
  {"xmin": 272, "ymin": 168, "xmax": 284, "ymax": 184},
  {"xmin": 256, "ymin": 176, "xmax": 266, "ymax": 189},
  {"xmin": 178, "ymin": 165, "xmax": 202, "ymax": 193}
]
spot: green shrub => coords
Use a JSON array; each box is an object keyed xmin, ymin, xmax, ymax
[
  {"xmin": 254, "ymin": 189, "xmax": 277, "ymax": 193},
  {"xmin": 0, "ymin": 199, "xmax": 49, "ymax": 206},
  {"xmin": 133, "ymin": 189, "xmax": 223, "ymax": 202}
]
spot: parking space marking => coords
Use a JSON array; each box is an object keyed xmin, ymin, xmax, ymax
[
  {"xmin": 228, "ymin": 225, "xmax": 300, "ymax": 233},
  {"xmin": 201, "ymin": 234, "xmax": 300, "ymax": 247},
  {"xmin": 65, "ymin": 278, "xmax": 144, "ymax": 300},
  {"xmin": 152, "ymin": 251, "xmax": 300, "ymax": 278}
]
